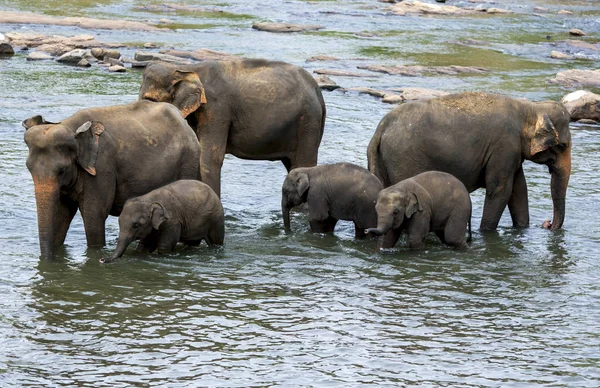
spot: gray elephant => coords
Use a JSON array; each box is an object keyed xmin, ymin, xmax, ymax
[
  {"xmin": 282, "ymin": 163, "xmax": 383, "ymax": 238},
  {"xmin": 102, "ymin": 180, "xmax": 224, "ymax": 262},
  {"xmin": 23, "ymin": 101, "xmax": 201, "ymax": 260},
  {"xmin": 367, "ymin": 92, "xmax": 571, "ymax": 231},
  {"xmin": 366, "ymin": 171, "xmax": 472, "ymax": 250},
  {"xmin": 139, "ymin": 59, "xmax": 326, "ymax": 197}
]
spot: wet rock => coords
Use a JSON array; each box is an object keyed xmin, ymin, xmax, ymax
[
  {"xmin": 136, "ymin": 3, "xmax": 213, "ymax": 13},
  {"xmin": 134, "ymin": 51, "xmax": 193, "ymax": 64},
  {"xmin": 158, "ymin": 19, "xmax": 174, "ymax": 25},
  {"xmin": 569, "ymin": 28, "xmax": 586, "ymax": 36},
  {"xmin": 143, "ymin": 42, "xmax": 160, "ymax": 49},
  {"xmin": 252, "ymin": 22, "xmax": 324, "ymax": 33},
  {"xmin": 550, "ymin": 69, "xmax": 600, "ymax": 88},
  {"xmin": 557, "ymin": 10, "xmax": 573, "ymax": 15},
  {"xmin": 358, "ymin": 64, "xmax": 488, "ymax": 76},
  {"xmin": 313, "ymin": 69, "xmax": 374, "ymax": 77},
  {"xmin": 90, "ymin": 48, "xmax": 121, "ymax": 60},
  {"xmin": 389, "ymin": 0, "xmax": 473, "ymax": 16},
  {"xmin": 57, "ymin": 49, "xmax": 90, "ymax": 64},
  {"xmin": 533, "ymin": 7, "xmax": 549, "ymax": 13},
  {"xmin": 130, "ymin": 60, "xmax": 151, "ymax": 68},
  {"xmin": 313, "ymin": 75, "xmax": 340, "ymax": 91},
  {"xmin": 486, "ymin": 8, "xmax": 513, "ymax": 14},
  {"xmin": 564, "ymin": 40, "xmax": 599, "ymax": 52},
  {"xmin": 90, "ymin": 47, "xmax": 105, "ymax": 59},
  {"xmin": 77, "ymin": 59, "xmax": 91, "ymax": 67},
  {"xmin": 108, "ymin": 65, "xmax": 126, "ymax": 72},
  {"xmin": 160, "ymin": 48, "xmax": 238, "ymax": 61},
  {"xmin": 389, "ymin": 87, "xmax": 449, "ymax": 102},
  {"xmin": 550, "ymin": 51, "xmax": 574, "ymax": 60},
  {"xmin": 561, "ymin": 90, "xmax": 600, "ymax": 122},
  {"xmin": 35, "ymin": 43, "xmax": 75, "ymax": 56},
  {"xmin": 103, "ymin": 57, "xmax": 124, "ymax": 66},
  {"xmin": 306, "ymin": 55, "xmax": 340, "ymax": 62},
  {"xmin": 26, "ymin": 51, "xmax": 53, "ymax": 61},
  {"xmin": 0, "ymin": 42, "xmax": 14, "ymax": 55},
  {"xmin": 0, "ymin": 11, "xmax": 159, "ymax": 31}
]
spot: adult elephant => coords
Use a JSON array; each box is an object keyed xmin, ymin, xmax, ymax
[
  {"xmin": 138, "ymin": 59, "xmax": 326, "ymax": 197},
  {"xmin": 367, "ymin": 92, "xmax": 571, "ymax": 231},
  {"xmin": 24, "ymin": 101, "xmax": 201, "ymax": 260}
]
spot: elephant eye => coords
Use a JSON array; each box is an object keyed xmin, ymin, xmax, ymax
[
  {"xmin": 132, "ymin": 222, "xmax": 140, "ymax": 229},
  {"xmin": 393, "ymin": 209, "xmax": 399, "ymax": 215},
  {"xmin": 556, "ymin": 143, "xmax": 567, "ymax": 151}
]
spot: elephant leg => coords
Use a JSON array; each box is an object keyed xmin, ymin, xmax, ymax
[
  {"xmin": 480, "ymin": 171, "xmax": 515, "ymax": 231},
  {"xmin": 137, "ymin": 231, "xmax": 159, "ymax": 253},
  {"xmin": 379, "ymin": 228, "xmax": 402, "ymax": 249},
  {"xmin": 198, "ymin": 125, "xmax": 228, "ymax": 198},
  {"xmin": 443, "ymin": 217, "xmax": 469, "ymax": 249},
  {"xmin": 156, "ymin": 224, "xmax": 181, "ymax": 254},
  {"xmin": 81, "ymin": 211, "xmax": 107, "ymax": 247},
  {"xmin": 508, "ymin": 167, "xmax": 529, "ymax": 228},
  {"xmin": 289, "ymin": 113, "xmax": 321, "ymax": 169},
  {"xmin": 406, "ymin": 217, "xmax": 430, "ymax": 249},
  {"xmin": 354, "ymin": 222, "xmax": 367, "ymax": 239},
  {"xmin": 434, "ymin": 230, "xmax": 446, "ymax": 245},
  {"xmin": 54, "ymin": 196, "xmax": 78, "ymax": 246},
  {"xmin": 207, "ymin": 223, "xmax": 225, "ymax": 246},
  {"xmin": 309, "ymin": 217, "xmax": 337, "ymax": 233},
  {"xmin": 281, "ymin": 157, "xmax": 293, "ymax": 173}
]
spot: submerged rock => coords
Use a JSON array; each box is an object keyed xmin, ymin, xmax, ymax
[
  {"xmin": 0, "ymin": 11, "xmax": 159, "ymax": 31},
  {"xmin": 26, "ymin": 51, "xmax": 53, "ymax": 61},
  {"xmin": 346, "ymin": 86, "xmax": 448, "ymax": 104},
  {"xmin": 550, "ymin": 51, "xmax": 574, "ymax": 60},
  {"xmin": 252, "ymin": 22, "xmax": 323, "ymax": 33},
  {"xmin": 0, "ymin": 42, "xmax": 14, "ymax": 55},
  {"xmin": 313, "ymin": 69, "xmax": 374, "ymax": 77},
  {"xmin": 313, "ymin": 75, "xmax": 340, "ymax": 91},
  {"xmin": 551, "ymin": 69, "xmax": 600, "ymax": 88},
  {"xmin": 358, "ymin": 64, "xmax": 488, "ymax": 76},
  {"xmin": 561, "ymin": 90, "xmax": 600, "ymax": 122}
]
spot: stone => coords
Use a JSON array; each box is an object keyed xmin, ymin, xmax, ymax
[
  {"xmin": 306, "ymin": 55, "xmax": 340, "ymax": 62},
  {"xmin": 0, "ymin": 11, "xmax": 159, "ymax": 31},
  {"xmin": 569, "ymin": 28, "xmax": 586, "ymax": 36},
  {"xmin": 486, "ymin": 8, "xmax": 513, "ymax": 14},
  {"xmin": 533, "ymin": 7, "xmax": 549, "ymax": 13},
  {"xmin": 0, "ymin": 42, "xmax": 14, "ymax": 55},
  {"xmin": 35, "ymin": 43, "xmax": 75, "ymax": 56},
  {"xmin": 550, "ymin": 69, "xmax": 600, "ymax": 88},
  {"xmin": 108, "ymin": 65, "xmax": 126, "ymax": 72},
  {"xmin": 143, "ymin": 42, "xmax": 160, "ymax": 49},
  {"xmin": 550, "ymin": 51, "xmax": 573, "ymax": 60},
  {"xmin": 358, "ymin": 64, "xmax": 488, "ymax": 76},
  {"xmin": 557, "ymin": 10, "xmax": 573, "ymax": 15},
  {"xmin": 134, "ymin": 51, "xmax": 193, "ymax": 64},
  {"xmin": 57, "ymin": 49, "xmax": 89, "ymax": 63},
  {"xmin": 26, "ymin": 51, "xmax": 53, "ymax": 61},
  {"xmin": 77, "ymin": 59, "xmax": 91, "ymax": 67},
  {"xmin": 131, "ymin": 60, "xmax": 150, "ymax": 68},
  {"xmin": 390, "ymin": 87, "xmax": 449, "ymax": 101},
  {"xmin": 103, "ymin": 57, "xmax": 124, "ymax": 66},
  {"xmin": 389, "ymin": 0, "xmax": 475, "ymax": 16},
  {"xmin": 561, "ymin": 90, "xmax": 600, "ymax": 122},
  {"xmin": 313, "ymin": 75, "xmax": 340, "ymax": 91},
  {"xmin": 90, "ymin": 47, "xmax": 105, "ymax": 59},
  {"xmin": 252, "ymin": 22, "xmax": 324, "ymax": 33},
  {"xmin": 102, "ymin": 49, "xmax": 121, "ymax": 59},
  {"xmin": 159, "ymin": 48, "xmax": 237, "ymax": 61},
  {"xmin": 313, "ymin": 69, "xmax": 374, "ymax": 77}
]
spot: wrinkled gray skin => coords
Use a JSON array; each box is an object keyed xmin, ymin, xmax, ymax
[
  {"xmin": 103, "ymin": 180, "xmax": 224, "ymax": 263},
  {"xmin": 366, "ymin": 171, "xmax": 472, "ymax": 250},
  {"xmin": 24, "ymin": 101, "xmax": 200, "ymax": 260},
  {"xmin": 367, "ymin": 92, "xmax": 571, "ymax": 231},
  {"xmin": 282, "ymin": 163, "xmax": 383, "ymax": 238},
  {"xmin": 139, "ymin": 59, "xmax": 327, "ymax": 197}
]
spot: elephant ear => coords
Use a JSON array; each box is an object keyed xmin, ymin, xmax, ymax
[
  {"xmin": 405, "ymin": 193, "xmax": 422, "ymax": 218},
  {"xmin": 530, "ymin": 114, "xmax": 559, "ymax": 156},
  {"xmin": 296, "ymin": 172, "xmax": 310, "ymax": 197},
  {"xmin": 22, "ymin": 115, "xmax": 56, "ymax": 130},
  {"xmin": 171, "ymin": 70, "xmax": 207, "ymax": 118},
  {"xmin": 75, "ymin": 121, "xmax": 105, "ymax": 176},
  {"xmin": 150, "ymin": 202, "xmax": 170, "ymax": 230}
]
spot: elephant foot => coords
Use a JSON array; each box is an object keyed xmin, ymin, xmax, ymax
[{"xmin": 542, "ymin": 220, "xmax": 552, "ymax": 229}]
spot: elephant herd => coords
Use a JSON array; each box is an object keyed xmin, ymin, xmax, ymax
[{"xmin": 23, "ymin": 58, "xmax": 572, "ymax": 261}]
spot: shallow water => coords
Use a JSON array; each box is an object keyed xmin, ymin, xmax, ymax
[{"xmin": 1, "ymin": 0, "xmax": 600, "ymax": 386}]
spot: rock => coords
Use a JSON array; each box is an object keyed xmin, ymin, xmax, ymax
[
  {"xmin": 103, "ymin": 57, "xmax": 124, "ymax": 66},
  {"xmin": 35, "ymin": 43, "xmax": 75, "ymax": 56},
  {"xmin": 313, "ymin": 69, "xmax": 374, "ymax": 77},
  {"xmin": 561, "ymin": 90, "xmax": 600, "ymax": 122},
  {"xmin": 252, "ymin": 22, "xmax": 324, "ymax": 33},
  {"xmin": 77, "ymin": 59, "xmax": 91, "ymax": 67},
  {"xmin": 26, "ymin": 51, "xmax": 53, "ymax": 61},
  {"xmin": 90, "ymin": 47, "xmax": 105, "ymax": 59},
  {"xmin": 486, "ymin": 8, "xmax": 513, "ymax": 14},
  {"xmin": 102, "ymin": 49, "xmax": 121, "ymax": 59},
  {"xmin": 306, "ymin": 55, "xmax": 340, "ymax": 62},
  {"xmin": 313, "ymin": 75, "xmax": 340, "ymax": 91},
  {"xmin": 358, "ymin": 64, "xmax": 488, "ymax": 76},
  {"xmin": 389, "ymin": 0, "xmax": 475, "ymax": 16},
  {"xmin": 108, "ymin": 65, "xmax": 126, "ymax": 72},
  {"xmin": 569, "ymin": 28, "xmax": 586, "ymax": 36},
  {"xmin": 550, "ymin": 69, "xmax": 600, "ymax": 88},
  {"xmin": 389, "ymin": 87, "xmax": 449, "ymax": 101},
  {"xmin": 57, "ymin": 49, "xmax": 89, "ymax": 63},
  {"xmin": 143, "ymin": 42, "xmax": 160, "ymax": 49},
  {"xmin": 564, "ymin": 39, "xmax": 599, "ymax": 52},
  {"xmin": 0, "ymin": 11, "xmax": 159, "ymax": 31},
  {"xmin": 158, "ymin": 19, "xmax": 174, "ymax": 25},
  {"xmin": 130, "ymin": 60, "xmax": 150, "ymax": 68},
  {"xmin": 134, "ymin": 51, "xmax": 193, "ymax": 64},
  {"xmin": 159, "ymin": 48, "xmax": 237, "ymax": 61},
  {"xmin": 0, "ymin": 42, "xmax": 14, "ymax": 55},
  {"xmin": 550, "ymin": 51, "xmax": 573, "ymax": 60},
  {"xmin": 557, "ymin": 10, "xmax": 573, "ymax": 15},
  {"xmin": 533, "ymin": 7, "xmax": 549, "ymax": 13},
  {"xmin": 347, "ymin": 87, "xmax": 389, "ymax": 98}
]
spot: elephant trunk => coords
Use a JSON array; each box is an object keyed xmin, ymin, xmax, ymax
[
  {"xmin": 366, "ymin": 215, "xmax": 393, "ymax": 237},
  {"xmin": 549, "ymin": 147, "xmax": 571, "ymax": 230},
  {"xmin": 282, "ymin": 199, "xmax": 291, "ymax": 233},
  {"xmin": 104, "ymin": 234, "xmax": 134, "ymax": 263},
  {"xmin": 33, "ymin": 177, "xmax": 60, "ymax": 260}
]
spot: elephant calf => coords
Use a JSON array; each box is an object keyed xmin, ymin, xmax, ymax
[
  {"xmin": 102, "ymin": 180, "xmax": 224, "ymax": 262},
  {"xmin": 282, "ymin": 163, "xmax": 383, "ymax": 238},
  {"xmin": 367, "ymin": 171, "xmax": 472, "ymax": 250}
]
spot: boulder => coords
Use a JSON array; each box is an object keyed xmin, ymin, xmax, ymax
[
  {"xmin": 557, "ymin": 10, "xmax": 573, "ymax": 15},
  {"xmin": 252, "ymin": 22, "xmax": 324, "ymax": 33},
  {"xmin": 561, "ymin": 90, "xmax": 600, "ymax": 122},
  {"xmin": 57, "ymin": 49, "xmax": 90, "ymax": 63},
  {"xmin": 313, "ymin": 75, "xmax": 340, "ymax": 91},
  {"xmin": 103, "ymin": 57, "xmax": 124, "ymax": 66},
  {"xmin": 108, "ymin": 65, "xmax": 126, "ymax": 72},
  {"xmin": 26, "ymin": 51, "xmax": 53, "ymax": 61},
  {"xmin": 569, "ymin": 28, "xmax": 586, "ymax": 36},
  {"xmin": 134, "ymin": 51, "xmax": 193, "ymax": 64},
  {"xmin": 550, "ymin": 69, "xmax": 600, "ymax": 88},
  {"xmin": 77, "ymin": 59, "xmax": 91, "ymax": 67},
  {"xmin": 35, "ymin": 43, "xmax": 76, "ymax": 56},
  {"xmin": 550, "ymin": 51, "xmax": 573, "ymax": 60},
  {"xmin": 0, "ymin": 42, "xmax": 14, "ymax": 55},
  {"xmin": 389, "ymin": 87, "xmax": 449, "ymax": 101}
]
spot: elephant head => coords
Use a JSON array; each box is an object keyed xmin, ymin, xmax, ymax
[
  {"xmin": 138, "ymin": 62, "xmax": 207, "ymax": 118},
  {"xmin": 523, "ymin": 101, "xmax": 571, "ymax": 230},
  {"xmin": 281, "ymin": 168, "xmax": 310, "ymax": 232},
  {"xmin": 24, "ymin": 116, "xmax": 105, "ymax": 260},
  {"xmin": 103, "ymin": 200, "xmax": 169, "ymax": 262},
  {"xmin": 366, "ymin": 188, "xmax": 423, "ymax": 236}
]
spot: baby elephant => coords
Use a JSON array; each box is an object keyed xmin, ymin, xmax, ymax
[
  {"xmin": 282, "ymin": 163, "xmax": 383, "ymax": 238},
  {"xmin": 102, "ymin": 180, "xmax": 224, "ymax": 263},
  {"xmin": 366, "ymin": 171, "xmax": 472, "ymax": 250}
]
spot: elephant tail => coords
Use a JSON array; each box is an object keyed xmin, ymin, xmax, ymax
[
  {"xmin": 367, "ymin": 122, "xmax": 390, "ymax": 187},
  {"xmin": 467, "ymin": 217, "xmax": 472, "ymax": 242}
]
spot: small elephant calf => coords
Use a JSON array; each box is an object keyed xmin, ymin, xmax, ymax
[
  {"xmin": 102, "ymin": 180, "xmax": 224, "ymax": 262},
  {"xmin": 366, "ymin": 171, "xmax": 472, "ymax": 250},
  {"xmin": 282, "ymin": 163, "xmax": 383, "ymax": 238}
]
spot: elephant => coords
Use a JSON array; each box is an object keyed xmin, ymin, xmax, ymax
[
  {"xmin": 367, "ymin": 92, "xmax": 571, "ymax": 231},
  {"xmin": 23, "ymin": 101, "xmax": 201, "ymax": 260},
  {"xmin": 366, "ymin": 171, "xmax": 472, "ymax": 250},
  {"xmin": 282, "ymin": 163, "xmax": 383, "ymax": 238},
  {"xmin": 138, "ymin": 59, "xmax": 327, "ymax": 197},
  {"xmin": 102, "ymin": 180, "xmax": 224, "ymax": 263}
]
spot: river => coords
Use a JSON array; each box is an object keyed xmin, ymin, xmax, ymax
[{"xmin": 1, "ymin": 0, "xmax": 599, "ymax": 386}]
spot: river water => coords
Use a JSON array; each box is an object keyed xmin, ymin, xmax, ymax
[{"xmin": 1, "ymin": 0, "xmax": 599, "ymax": 386}]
